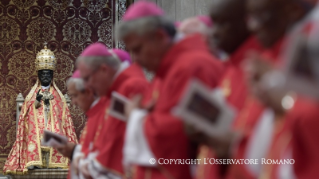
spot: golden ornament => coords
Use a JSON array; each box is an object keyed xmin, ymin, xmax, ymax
[{"xmin": 35, "ymin": 43, "xmax": 56, "ymax": 71}]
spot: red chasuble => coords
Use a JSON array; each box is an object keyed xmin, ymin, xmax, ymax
[
  {"xmin": 92, "ymin": 64, "xmax": 149, "ymax": 176},
  {"xmin": 133, "ymin": 34, "xmax": 224, "ymax": 179},
  {"xmin": 80, "ymin": 97, "xmax": 108, "ymax": 157},
  {"xmin": 195, "ymin": 37, "xmax": 262, "ymax": 179}
]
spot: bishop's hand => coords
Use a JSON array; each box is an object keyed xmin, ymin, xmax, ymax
[
  {"xmin": 184, "ymin": 122, "xmax": 237, "ymax": 159},
  {"xmin": 36, "ymin": 89, "xmax": 43, "ymax": 102}
]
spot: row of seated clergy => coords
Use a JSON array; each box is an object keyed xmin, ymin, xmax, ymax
[{"xmin": 15, "ymin": 93, "xmax": 71, "ymax": 134}]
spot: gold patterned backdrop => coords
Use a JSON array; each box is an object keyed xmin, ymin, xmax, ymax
[{"xmin": 0, "ymin": 0, "xmax": 130, "ymax": 172}]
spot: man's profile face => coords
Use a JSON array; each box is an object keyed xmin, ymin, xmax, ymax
[
  {"xmin": 210, "ymin": 0, "xmax": 247, "ymax": 54},
  {"xmin": 77, "ymin": 61, "xmax": 112, "ymax": 97},
  {"xmin": 124, "ymin": 31, "xmax": 164, "ymax": 72},
  {"xmin": 38, "ymin": 69, "xmax": 53, "ymax": 87},
  {"xmin": 247, "ymin": 0, "xmax": 288, "ymax": 48},
  {"xmin": 67, "ymin": 82, "xmax": 94, "ymax": 112}
]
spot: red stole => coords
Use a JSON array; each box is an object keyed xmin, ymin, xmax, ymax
[
  {"xmin": 141, "ymin": 77, "xmax": 162, "ymax": 114},
  {"xmin": 93, "ymin": 64, "xmax": 149, "ymax": 176},
  {"xmin": 134, "ymin": 34, "xmax": 224, "ymax": 179},
  {"xmin": 225, "ymin": 38, "xmax": 286, "ymax": 179}
]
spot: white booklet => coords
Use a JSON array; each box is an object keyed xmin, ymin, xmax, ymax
[
  {"xmin": 172, "ymin": 79, "xmax": 236, "ymax": 138},
  {"xmin": 41, "ymin": 130, "xmax": 68, "ymax": 148},
  {"xmin": 109, "ymin": 92, "xmax": 131, "ymax": 122}
]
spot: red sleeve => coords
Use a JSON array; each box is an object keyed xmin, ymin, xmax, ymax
[
  {"xmin": 291, "ymin": 99, "xmax": 319, "ymax": 179},
  {"xmin": 122, "ymin": 77, "xmax": 150, "ymax": 99}
]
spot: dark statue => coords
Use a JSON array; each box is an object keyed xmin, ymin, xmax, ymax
[{"xmin": 36, "ymin": 70, "xmax": 54, "ymax": 106}]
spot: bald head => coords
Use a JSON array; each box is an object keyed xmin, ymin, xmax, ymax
[
  {"xmin": 210, "ymin": 0, "xmax": 249, "ymax": 54},
  {"xmin": 247, "ymin": 0, "xmax": 315, "ymax": 48},
  {"xmin": 179, "ymin": 17, "xmax": 210, "ymax": 36}
]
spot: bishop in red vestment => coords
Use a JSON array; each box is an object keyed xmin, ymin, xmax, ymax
[
  {"xmin": 88, "ymin": 63, "xmax": 149, "ymax": 178},
  {"xmin": 258, "ymin": 16, "xmax": 319, "ymax": 179},
  {"xmin": 189, "ymin": 1, "xmax": 263, "ymax": 178},
  {"xmin": 64, "ymin": 70, "xmax": 107, "ymax": 179},
  {"xmin": 118, "ymin": 2, "xmax": 224, "ymax": 179},
  {"xmin": 226, "ymin": 0, "xmax": 318, "ymax": 178},
  {"xmin": 76, "ymin": 44, "xmax": 149, "ymax": 178}
]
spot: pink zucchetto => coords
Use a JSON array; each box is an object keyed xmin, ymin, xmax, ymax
[
  {"xmin": 110, "ymin": 49, "xmax": 132, "ymax": 64},
  {"xmin": 122, "ymin": 1, "xmax": 164, "ymax": 21},
  {"xmin": 197, "ymin": 15, "xmax": 213, "ymax": 28},
  {"xmin": 71, "ymin": 70, "xmax": 81, "ymax": 79},
  {"xmin": 80, "ymin": 43, "xmax": 112, "ymax": 57}
]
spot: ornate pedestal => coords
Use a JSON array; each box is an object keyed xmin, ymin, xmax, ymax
[{"xmin": 4, "ymin": 169, "xmax": 68, "ymax": 179}]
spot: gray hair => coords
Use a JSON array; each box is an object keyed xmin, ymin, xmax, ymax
[
  {"xmin": 117, "ymin": 16, "xmax": 176, "ymax": 40},
  {"xmin": 76, "ymin": 55, "xmax": 121, "ymax": 71},
  {"xmin": 67, "ymin": 78, "xmax": 85, "ymax": 92},
  {"xmin": 179, "ymin": 17, "xmax": 211, "ymax": 37}
]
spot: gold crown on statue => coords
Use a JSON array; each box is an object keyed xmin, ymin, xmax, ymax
[{"xmin": 35, "ymin": 43, "xmax": 56, "ymax": 71}]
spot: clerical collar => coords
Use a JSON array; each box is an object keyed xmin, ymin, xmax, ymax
[
  {"xmin": 114, "ymin": 61, "xmax": 130, "ymax": 80},
  {"xmin": 41, "ymin": 85, "xmax": 50, "ymax": 90}
]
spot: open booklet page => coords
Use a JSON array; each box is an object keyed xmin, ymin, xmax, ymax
[
  {"xmin": 173, "ymin": 79, "xmax": 236, "ymax": 138},
  {"xmin": 109, "ymin": 92, "xmax": 132, "ymax": 121},
  {"xmin": 41, "ymin": 130, "xmax": 68, "ymax": 148}
]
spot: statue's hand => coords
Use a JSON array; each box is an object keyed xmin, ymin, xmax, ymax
[{"xmin": 36, "ymin": 89, "xmax": 43, "ymax": 102}]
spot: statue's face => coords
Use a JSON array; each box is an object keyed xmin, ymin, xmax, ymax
[{"xmin": 38, "ymin": 69, "xmax": 53, "ymax": 86}]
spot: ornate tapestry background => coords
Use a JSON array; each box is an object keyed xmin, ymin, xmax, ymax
[{"xmin": 0, "ymin": 0, "xmax": 129, "ymax": 172}]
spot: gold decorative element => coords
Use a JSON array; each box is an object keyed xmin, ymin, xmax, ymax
[
  {"xmin": 28, "ymin": 143, "xmax": 36, "ymax": 152},
  {"xmin": 63, "ymin": 18, "xmax": 91, "ymax": 44},
  {"xmin": 0, "ymin": 87, "xmax": 16, "ymax": 114},
  {"xmin": 27, "ymin": 18, "xmax": 56, "ymax": 44},
  {"xmin": 41, "ymin": 90, "xmax": 54, "ymax": 102},
  {"xmin": 54, "ymin": 52, "xmax": 74, "ymax": 79},
  {"xmin": 35, "ymin": 43, "xmax": 56, "ymax": 71},
  {"xmin": 48, "ymin": 0, "xmax": 72, "ymax": 10},
  {"xmin": 152, "ymin": 90, "xmax": 159, "ymax": 101},
  {"xmin": 12, "ymin": 0, "xmax": 36, "ymax": 9},
  {"xmin": 8, "ymin": 51, "xmax": 35, "ymax": 78},
  {"xmin": 0, "ymin": 17, "xmax": 20, "ymax": 44}
]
